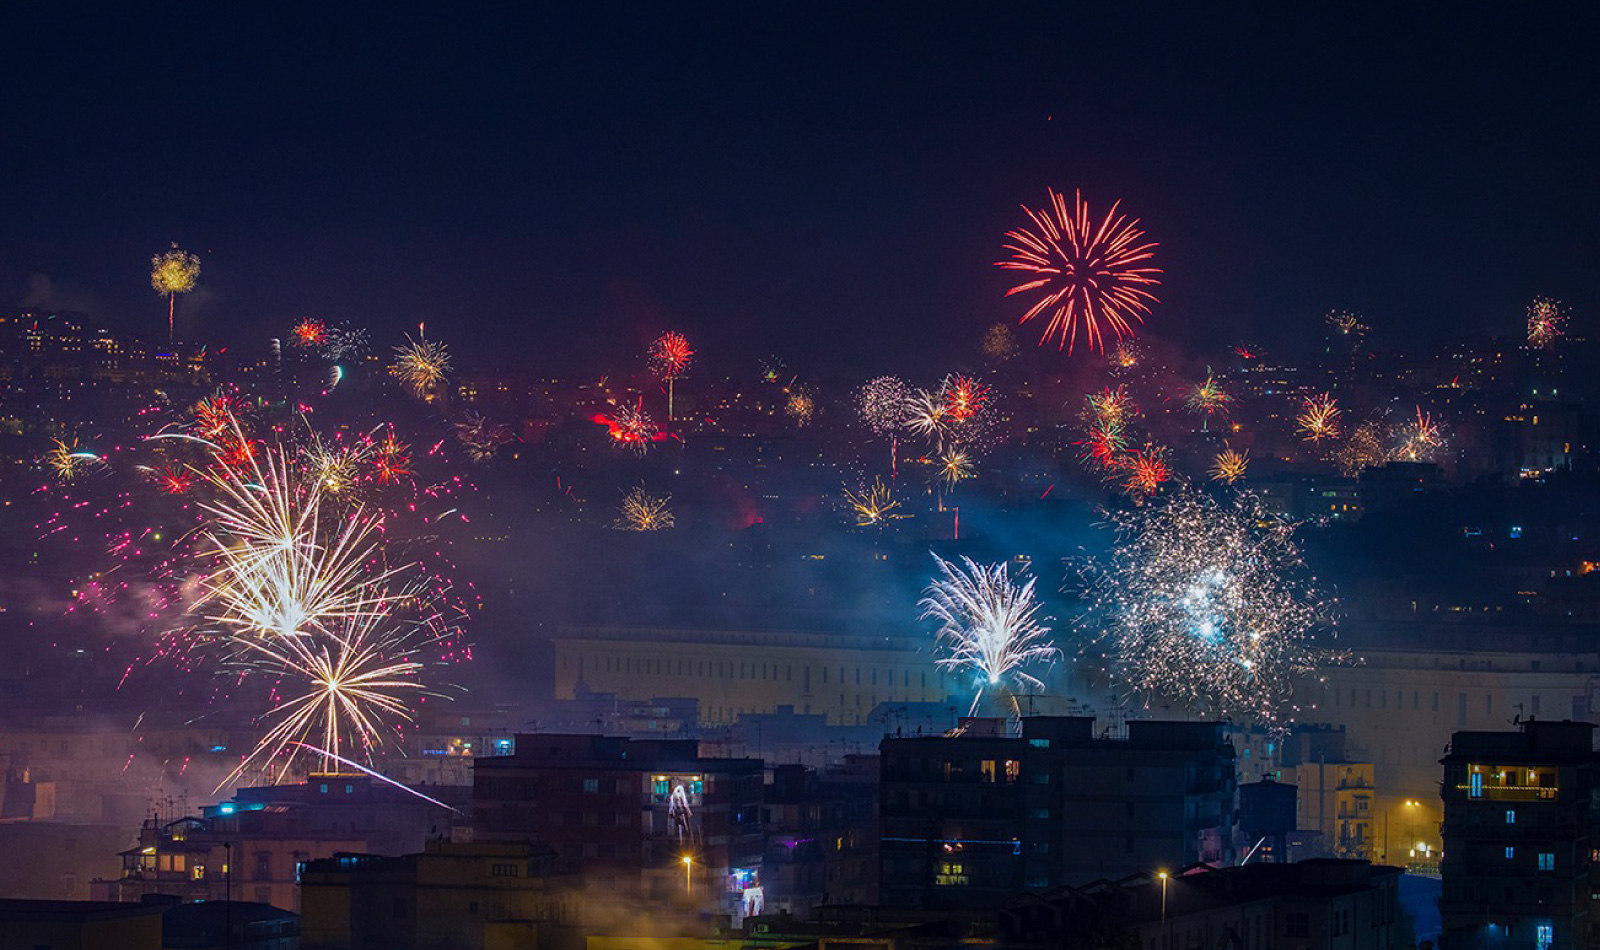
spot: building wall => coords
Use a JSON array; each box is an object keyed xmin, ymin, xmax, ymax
[{"xmin": 552, "ymin": 628, "xmax": 954, "ymax": 725}]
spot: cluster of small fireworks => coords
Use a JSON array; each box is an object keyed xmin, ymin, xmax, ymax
[
  {"xmin": 601, "ymin": 401, "xmax": 657, "ymax": 456},
  {"xmin": 1081, "ymin": 484, "xmax": 1340, "ymax": 730},
  {"xmin": 844, "ymin": 477, "xmax": 904, "ymax": 527},
  {"xmin": 649, "ymin": 331, "xmax": 693, "ymax": 418},
  {"xmin": 981, "ymin": 323, "xmax": 1019, "ymax": 363},
  {"xmin": 616, "ymin": 487, "xmax": 674, "ymax": 531},
  {"xmin": 996, "ymin": 187, "xmax": 1161, "ymax": 354},
  {"xmin": 292, "ymin": 319, "xmax": 368, "ymax": 362},
  {"xmin": 150, "ymin": 243, "xmax": 201, "ymax": 341},
  {"xmin": 1392, "ymin": 406, "xmax": 1444, "ymax": 462},
  {"xmin": 1210, "ymin": 445, "xmax": 1249, "ymax": 484},
  {"xmin": 785, "ymin": 387, "xmax": 816, "ymax": 427},
  {"xmin": 1074, "ymin": 387, "xmax": 1171, "ymax": 498},
  {"xmin": 1527, "ymin": 296, "xmax": 1567, "ymax": 349},
  {"xmin": 920, "ymin": 554, "xmax": 1058, "ymax": 715},
  {"xmin": 1185, "ymin": 368, "xmax": 1233, "ymax": 426},
  {"xmin": 1297, "ymin": 393, "xmax": 1342, "ymax": 443},
  {"xmin": 453, "ymin": 412, "xmax": 513, "ymax": 463},
  {"xmin": 392, "ymin": 332, "xmax": 452, "ymax": 400}
]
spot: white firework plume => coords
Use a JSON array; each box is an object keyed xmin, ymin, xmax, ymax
[{"xmin": 919, "ymin": 555, "xmax": 1059, "ymax": 714}]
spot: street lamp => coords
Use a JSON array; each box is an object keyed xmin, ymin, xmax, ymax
[
  {"xmin": 681, "ymin": 855, "xmax": 693, "ymax": 895},
  {"xmin": 1158, "ymin": 870, "xmax": 1169, "ymax": 923}
]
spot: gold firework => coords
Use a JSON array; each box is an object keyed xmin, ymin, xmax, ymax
[
  {"xmin": 785, "ymin": 388, "xmax": 816, "ymax": 427},
  {"xmin": 844, "ymin": 477, "xmax": 905, "ymax": 527},
  {"xmin": 938, "ymin": 448, "xmax": 975, "ymax": 488},
  {"xmin": 391, "ymin": 333, "xmax": 451, "ymax": 400},
  {"xmin": 150, "ymin": 243, "xmax": 201, "ymax": 343},
  {"xmin": 1296, "ymin": 393, "xmax": 1341, "ymax": 443},
  {"xmin": 1210, "ymin": 445, "xmax": 1249, "ymax": 484},
  {"xmin": 616, "ymin": 487, "xmax": 674, "ymax": 531},
  {"xmin": 45, "ymin": 437, "xmax": 98, "ymax": 480}
]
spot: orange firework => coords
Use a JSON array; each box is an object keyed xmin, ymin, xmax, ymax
[
  {"xmin": 292, "ymin": 318, "xmax": 329, "ymax": 347},
  {"xmin": 1296, "ymin": 393, "xmax": 1341, "ymax": 443},
  {"xmin": 942, "ymin": 375, "xmax": 991, "ymax": 421},
  {"xmin": 1121, "ymin": 445, "xmax": 1171, "ymax": 496},
  {"xmin": 649, "ymin": 331, "xmax": 693, "ymax": 419},
  {"xmin": 996, "ymin": 188, "xmax": 1161, "ymax": 354}
]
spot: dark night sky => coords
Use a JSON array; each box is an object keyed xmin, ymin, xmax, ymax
[{"xmin": 3, "ymin": 5, "xmax": 1597, "ymax": 373}]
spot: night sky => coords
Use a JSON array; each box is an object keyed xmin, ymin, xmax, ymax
[{"xmin": 4, "ymin": 6, "xmax": 1597, "ymax": 373}]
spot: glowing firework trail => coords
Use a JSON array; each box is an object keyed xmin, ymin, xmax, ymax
[
  {"xmin": 1211, "ymin": 445, "xmax": 1249, "ymax": 484},
  {"xmin": 649, "ymin": 331, "xmax": 694, "ymax": 419},
  {"xmin": 616, "ymin": 487, "xmax": 674, "ymax": 531},
  {"xmin": 920, "ymin": 555, "xmax": 1058, "ymax": 715},
  {"xmin": 858, "ymin": 376, "xmax": 913, "ymax": 474},
  {"xmin": 1185, "ymin": 369, "xmax": 1233, "ymax": 429},
  {"xmin": 844, "ymin": 477, "xmax": 903, "ymax": 527},
  {"xmin": 1081, "ymin": 484, "xmax": 1340, "ymax": 730},
  {"xmin": 223, "ymin": 612, "xmax": 429, "ymax": 785},
  {"xmin": 150, "ymin": 243, "xmax": 200, "ymax": 343},
  {"xmin": 1527, "ymin": 296, "xmax": 1567, "ymax": 349},
  {"xmin": 291, "ymin": 743, "xmax": 461, "ymax": 812},
  {"xmin": 453, "ymin": 413, "xmax": 513, "ymax": 463},
  {"xmin": 391, "ymin": 332, "xmax": 451, "ymax": 400},
  {"xmin": 1297, "ymin": 393, "xmax": 1341, "ymax": 443},
  {"xmin": 996, "ymin": 188, "xmax": 1161, "ymax": 354}
]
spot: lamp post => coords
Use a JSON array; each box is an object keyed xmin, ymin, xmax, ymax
[
  {"xmin": 1383, "ymin": 800, "xmax": 1422, "ymax": 864},
  {"xmin": 1158, "ymin": 870, "xmax": 1169, "ymax": 923}
]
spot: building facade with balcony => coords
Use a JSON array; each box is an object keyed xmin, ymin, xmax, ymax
[
  {"xmin": 879, "ymin": 717, "xmax": 1237, "ymax": 908},
  {"xmin": 1440, "ymin": 719, "xmax": 1598, "ymax": 950}
]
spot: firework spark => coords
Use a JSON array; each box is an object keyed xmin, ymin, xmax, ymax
[
  {"xmin": 785, "ymin": 387, "xmax": 816, "ymax": 427},
  {"xmin": 391, "ymin": 333, "xmax": 451, "ymax": 400},
  {"xmin": 844, "ymin": 477, "xmax": 904, "ymax": 527},
  {"xmin": 649, "ymin": 331, "xmax": 693, "ymax": 419},
  {"xmin": 1211, "ymin": 445, "xmax": 1249, "ymax": 484},
  {"xmin": 1122, "ymin": 444, "xmax": 1172, "ymax": 497},
  {"xmin": 1185, "ymin": 369, "xmax": 1233, "ymax": 426},
  {"xmin": 904, "ymin": 388, "xmax": 951, "ymax": 449},
  {"xmin": 1325, "ymin": 310, "xmax": 1367, "ymax": 338},
  {"xmin": 1335, "ymin": 420, "xmax": 1386, "ymax": 477},
  {"xmin": 601, "ymin": 402, "xmax": 657, "ymax": 456},
  {"xmin": 942, "ymin": 375, "xmax": 991, "ymax": 421},
  {"xmin": 857, "ymin": 376, "xmax": 913, "ymax": 473},
  {"xmin": 1527, "ymin": 296, "xmax": 1567, "ymax": 349},
  {"xmin": 453, "ymin": 413, "xmax": 513, "ymax": 463},
  {"xmin": 150, "ymin": 243, "xmax": 201, "ymax": 343},
  {"xmin": 1108, "ymin": 340, "xmax": 1142, "ymax": 374},
  {"xmin": 1296, "ymin": 393, "xmax": 1342, "ymax": 443},
  {"xmin": 45, "ymin": 438, "xmax": 100, "ymax": 481},
  {"xmin": 1081, "ymin": 485, "xmax": 1339, "ymax": 730},
  {"xmin": 937, "ymin": 448, "xmax": 976, "ymax": 489},
  {"xmin": 616, "ymin": 487, "xmax": 675, "ymax": 531},
  {"xmin": 920, "ymin": 555, "xmax": 1058, "ymax": 715},
  {"xmin": 292, "ymin": 319, "xmax": 329, "ymax": 348},
  {"xmin": 982, "ymin": 322, "xmax": 1019, "ymax": 363},
  {"xmin": 996, "ymin": 188, "xmax": 1161, "ymax": 354},
  {"xmin": 1392, "ymin": 407, "xmax": 1443, "ymax": 462}
]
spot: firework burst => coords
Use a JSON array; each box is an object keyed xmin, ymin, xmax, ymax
[
  {"xmin": 1325, "ymin": 310, "xmax": 1367, "ymax": 338},
  {"xmin": 1185, "ymin": 369, "xmax": 1233, "ymax": 427},
  {"xmin": 1122, "ymin": 444, "xmax": 1172, "ymax": 497},
  {"xmin": 942, "ymin": 375, "xmax": 991, "ymax": 421},
  {"xmin": 996, "ymin": 188, "xmax": 1161, "ymax": 354},
  {"xmin": 936, "ymin": 448, "xmax": 976, "ymax": 490},
  {"xmin": 601, "ymin": 402, "xmax": 657, "ymax": 456},
  {"xmin": 150, "ymin": 243, "xmax": 201, "ymax": 343},
  {"xmin": 1392, "ymin": 407, "xmax": 1443, "ymax": 462},
  {"xmin": 1296, "ymin": 393, "xmax": 1342, "ymax": 443},
  {"xmin": 982, "ymin": 323, "xmax": 1019, "ymax": 363},
  {"xmin": 844, "ymin": 477, "xmax": 904, "ymax": 527},
  {"xmin": 616, "ymin": 487, "xmax": 674, "ymax": 531},
  {"xmin": 649, "ymin": 331, "xmax": 693, "ymax": 419},
  {"xmin": 1336, "ymin": 420, "xmax": 1386, "ymax": 477},
  {"xmin": 292, "ymin": 319, "xmax": 329, "ymax": 348},
  {"xmin": 1108, "ymin": 340, "xmax": 1142, "ymax": 374},
  {"xmin": 1527, "ymin": 296, "xmax": 1567, "ymax": 349},
  {"xmin": 920, "ymin": 555, "xmax": 1058, "ymax": 715},
  {"xmin": 785, "ymin": 387, "xmax": 816, "ymax": 427},
  {"xmin": 904, "ymin": 388, "xmax": 951, "ymax": 450},
  {"xmin": 392, "ymin": 333, "xmax": 451, "ymax": 400},
  {"xmin": 857, "ymin": 377, "xmax": 913, "ymax": 472},
  {"xmin": 45, "ymin": 438, "xmax": 100, "ymax": 481},
  {"xmin": 1081, "ymin": 485, "xmax": 1339, "ymax": 730},
  {"xmin": 453, "ymin": 413, "xmax": 513, "ymax": 463},
  {"xmin": 1211, "ymin": 445, "xmax": 1249, "ymax": 484}
]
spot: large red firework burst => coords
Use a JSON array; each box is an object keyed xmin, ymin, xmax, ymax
[
  {"xmin": 942, "ymin": 375, "xmax": 991, "ymax": 421},
  {"xmin": 996, "ymin": 188, "xmax": 1162, "ymax": 354},
  {"xmin": 649, "ymin": 331, "xmax": 693, "ymax": 379}
]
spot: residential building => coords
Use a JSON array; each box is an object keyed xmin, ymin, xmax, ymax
[
  {"xmin": 0, "ymin": 898, "xmax": 166, "ymax": 950},
  {"xmin": 762, "ymin": 759, "xmax": 878, "ymax": 916},
  {"xmin": 1295, "ymin": 761, "xmax": 1377, "ymax": 860},
  {"xmin": 473, "ymin": 733, "xmax": 765, "ymax": 920},
  {"xmin": 879, "ymin": 717, "xmax": 1237, "ymax": 908},
  {"xmin": 1439, "ymin": 719, "xmax": 1597, "ymax": 950},
  {"xmin": 298, "ymin": 841, "xmax": 581, "ymax": 950}
]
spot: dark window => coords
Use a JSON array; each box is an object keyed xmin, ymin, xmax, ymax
[{"xmin": 1285, "ymin": 913, "xmax": 1309, "ymax": 938}]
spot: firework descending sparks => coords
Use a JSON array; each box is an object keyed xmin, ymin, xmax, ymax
[
  {"xmin": 1297, "ymin": 393, "xmax": 1342, "ymax": 443},
  {"xmin": 391, "ymin": 333, "xmax": 451, "ymax": 400},
  {"xmin": 996, "ymin": 188, "xmax": 1161, "ymax": 354},
  {"xmin": 649, "ymin": 331, "xmax": 694, "ymax": 419},
  {"xmin": 1082, "ymin": 485, "xmax": 1340, "ymax": 730},
  {"xmin": 785, "ymin": 387, "xmax": 816, "ymax": 427},
  {"xmin": 1336, "ymin": 420, "xmax": 1387, "ymax": 477},
  {"xmin": 920, "ymin": 555, "xmax": 1058, "ymax": 715},
  {"xmin": 1527, "ymin": 296, "xmax": 1567, "ymax": 349},
  {"xmin": 616, "ymin": 487, "xmax": 674, "ymax": 531},
  {"xmin": 1392, "ymin": 407, "xmax": 1443, "ymax": 462},
  {"xmin": 856, "ymin": 376, "xmax": 913, "ymax": 472},
  {"xmin": 844, "ymin": 477, "xmax": 904, "ymax": 527},
  {"xmin": 453, "ymin": 413, "xmax": 513, "ymax": 463},
  {"xmin": 1211, "ymin": 446, "xmax": 1249, "ymax": 484},
  {"xmin": 981, "ymin": 323, "xmax": 1019, "ymax": 363},
  {"xmin": 1185, "ymin": 369, "xmax": 1233, "ymax": 427},
  {"xmin": 150, "ymin": 243, "xmax": 201, "ymax": 343}
]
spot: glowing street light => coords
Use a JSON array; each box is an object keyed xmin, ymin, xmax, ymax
[
  {"xmin": 682, "ymin": 854, "xmax": 693, "ymax": 895},
  {"xmin": 1158, "ymin": 870, "xmax": 1169, "ymax": 922}
]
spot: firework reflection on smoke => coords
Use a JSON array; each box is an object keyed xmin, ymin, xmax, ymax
[
  {"xmin": 996, "ymin": 187, "xmax": 1161, "ymax": 354},
  {"xmin": 392, "ymin": 333, "xmax": 451, "ymax": 400},
  {"xmin": 616, "ymin": 487, "xmax": 674, "ymax": 531},
  {"xmin": 844, "ymin": 477, "xmax": 904, "ymax": 527},
  {"xmin": 920, "ymin": 555, "xmax": 1058, "ymax": 715},
  {"xmin": 602, "ymin": 402, "xmax": 657, "ymax": 456},
  {"xmin": 1297, "ymin": 393, "xmax": 1341, "ymax": 443},
  {"xmin": 1081, "ymin": 485, "xmax": 1339, "ymax": 730}
]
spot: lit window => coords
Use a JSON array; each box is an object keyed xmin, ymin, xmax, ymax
[
  {"xmin": 1505, "ymin": 847, "xmax": 1515, "ymax": 860},
  {"xmin": 583, "ymin": 779, "xmax": 600, "ymax": 793},
  {"xmin": 1539, "ymin": 853, "xmax": 1555, "ymax": 871},
  {"xmin": 1506, "ymin": 810, "xmax": 1516, "ymax": 824}
]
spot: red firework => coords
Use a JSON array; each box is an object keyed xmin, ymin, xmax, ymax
[
  {"xmin": 996, "ymin": 188, "xmax": 1162, "ymax": 354},
  {"xmin": 292, "ymin": 318, "xmax": 329, "ymax": 347},
  {"xmin": 649, "ymin": 331, "xmax": 693, "ymax": 378},
  {"xmin": 372, "ymin": 430, "xmax": 412, "ymax": 484},
  {"xmin": 942, "ymin": 375, "xmax": 990, "ymax": 421},
  {"xmin": 1121, "ymin": 445, "xmax": 1171, "ymax": 495}
]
